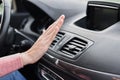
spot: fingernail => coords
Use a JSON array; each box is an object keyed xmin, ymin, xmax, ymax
[
  {"xmin": 61, "ymin": 15, "xmax": 65, "ymax": 19},
  {"xmin": 56, "ymin": 15, "xmax": 65, "ymax": 24}
]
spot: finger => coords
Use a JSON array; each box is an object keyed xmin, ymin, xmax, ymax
[
  {"xmin": 41, "ymin": 29, "xmax": 56, "ymax": 42},
  {"xmin": 35, "ymin": 27, "xmax": 56, "ymax": 45},
  {"xmin": 44, "ymin": 16, "xmax": 65, "ymax": 36},
  {"xmin": 44, "ymin": 26, "xmax": 60, "ymax": 45},
  {"xmin": 43, "ymin": 16, "xmax": 65, "ymax": 45},
  {"xmin": 40, "ymin": 26, "xmax": 57, "ymax": 43},
  {"xmin": 34, "ymin": 15, "xmax": 65, "ymax": 46},
  {"xmin": 56, "ymin": 15, "xmax": 65, "ymax": 28},
  {"xmin": 43, "ymin": 31, "xmax": 57, "ymax": 47},
  {"xmin": 44, "ymin": 15, "xmax": 65, "ymax": 35},
  {"xmin": 46, "ymin": 15, "xmax": 65, "ymax": 31}
]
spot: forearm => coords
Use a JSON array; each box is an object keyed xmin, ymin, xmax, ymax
[
  {"xmin": 20, "ymin": 15, "xmax": 65, "ymax": 65},
  {"xmin": 0, "ymin": 53, "xmax": 23, "ymax": 77},
  {"xmin": 0, "ymin": 15, "xmax": 65, "ymax": 77}
]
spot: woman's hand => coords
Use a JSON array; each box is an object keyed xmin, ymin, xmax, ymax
[{"xmin": 21, "ymin": 15, "xmax": 65, "ymax": 65}]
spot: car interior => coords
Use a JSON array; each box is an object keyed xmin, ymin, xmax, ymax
[{"xmin": 1, "ymin": 0, "xmax": 120, "ymax": 80}]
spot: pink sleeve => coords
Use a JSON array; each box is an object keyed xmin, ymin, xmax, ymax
[{"xmin": 0, "ymin": 53, "xmax": 23, "ymax": 77}]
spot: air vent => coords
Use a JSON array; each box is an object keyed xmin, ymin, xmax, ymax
[
  {"xmin": 60, "ymin": 37, "xmax": 88, "ymax": 58},
  {"xmin": 50, "ymin": 32, "xmax": 65, "ymax": 48}
]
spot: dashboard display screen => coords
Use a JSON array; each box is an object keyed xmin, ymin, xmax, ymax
[
  {"xmin": 75, "ymin": 1, "xmax": 120, "ymax": 31},
  {"xmin": 88, "ymin": 6, "xmax": 119, "ymax": 30},
  {"xmin": 87, "ymin": 2, "xmax": 120, "ymax": 30}
]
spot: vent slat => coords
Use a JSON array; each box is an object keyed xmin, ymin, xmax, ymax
[
  {"xmin": 61, "ymin": 49, "xmax": 77, "ymax": 55},
  {"xmin": 69, "ymin": 42, "xmax": 86, "ymax": 49},
  {"xmin": 73, "ymin": 38, "xmax": 87, "ymax": 44},
  {"xmin": 62, "ymin": 46, "xmax": 81, "ymax": 55},
  {"xmin": 50, "ymin": 32, "xmax": 65, "ymax": 48},
  {"xmin": 72, "ymin": 40, "xmax": 87, "ymax": 46},
  {"xmin": 75, "ymin": 47, "xmax": 82, "ymax": 51},
  {"xmin": 57, "ymin": 34, "xmax": 64, "ymax": 38},
  {"xmin": 61, "ymin": 50, "xmax": 74, "ymax": 56}
]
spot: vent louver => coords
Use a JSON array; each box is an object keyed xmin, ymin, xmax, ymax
[
  {"xmin": 50, "ymin": 32, "xmax": 65, "ymax": 48},
  {"xmin": 60, "ymin": 37, "xmax": 88, "ymax": 58}
]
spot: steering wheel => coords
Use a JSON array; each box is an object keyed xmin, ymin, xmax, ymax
[{"xmin": 0, "ymin": 0, "xmax": 11, "ymax": 49}]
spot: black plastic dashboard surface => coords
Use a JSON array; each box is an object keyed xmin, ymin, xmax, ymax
[{"xmin": 23, "ymin": 0, "xmax": 120, "ymax": 80}]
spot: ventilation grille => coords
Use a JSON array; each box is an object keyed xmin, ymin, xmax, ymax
[
  {"xmin": 60, "ymin": 37, "xmax": 88, "ymax": 58},
  {"xmin": 50, "ymin": 32, "xmax": 65, "ymax": 48}
]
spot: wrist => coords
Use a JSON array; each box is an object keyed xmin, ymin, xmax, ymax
[{"xmin": 20, "ymin": 52, "xmax": 33, "ymax": 66}]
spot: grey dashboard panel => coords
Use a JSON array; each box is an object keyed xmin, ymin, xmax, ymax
[
  {"xmin": 23, "ymin": 0, "xmax": 120, "ymax": 79},
  {"xmin": 23, "ymin": 0, "xmax": 87, "ymax": 20}
]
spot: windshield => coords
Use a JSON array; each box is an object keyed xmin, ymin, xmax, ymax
[
  {"xmin": 106, "ymin": 0, "xmax": 120, "ymax": 3},
  {"xmin": 87, "ymin": 0, "xmax": 120, "ymax": 3},
  {"xmin": 0, "ymin": 2, "xmax": 3, "ymax": 14},
  {"xmin": 0, "ymin": 0, "xmax": 12, "ymax": 14}
]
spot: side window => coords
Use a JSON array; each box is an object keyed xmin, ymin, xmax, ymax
[
  {"xmin": 0, "ymin": 1, "xmax": 3, "ymax": 15},
  {"xmin": 0, "ymin": 0, "xmax": 13, "ymax": 14}
]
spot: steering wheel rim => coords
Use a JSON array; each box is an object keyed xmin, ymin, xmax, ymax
[{"xmin": 0, "ymin": 0, "xmax": 11, "ymax": 49}]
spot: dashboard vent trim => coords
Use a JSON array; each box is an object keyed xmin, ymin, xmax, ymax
[
  {"xmin": 60, "ymin": 37, "xmax": 89, "ymax": 58},
  {"xmin": 50, "ymin": 32, "xmax": 65, "ymax": 48}
]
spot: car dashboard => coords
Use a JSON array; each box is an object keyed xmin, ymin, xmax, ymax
[{"xmin": 20, "ymin": 0, "xmax": 120, "ymax": 80}]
